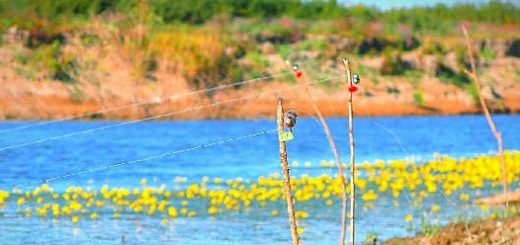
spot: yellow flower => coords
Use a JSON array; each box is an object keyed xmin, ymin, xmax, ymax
[
  {"xmin": 480, "ymin": 205, "xmax": 489, "ymax": 212},
  {"xmin": 362, "ymin": 189, "xmax": 378, "ymax": 201},
  {"xmin": 208, "ymin": 206, "xmax": 218, "ymax": 215},
  {"xmin": 95, "ymin": 201, "xmax": 104, "ymax": 208},
  {"xmin": 168, "ymin": 207, "xmax": 178, "ymax": 218},
  {"xmin": 90, "ymin": 213, "xmax": 98, "ymax": 219},
  {"xmin": 271, "ymin": 210, "xmax": 279, "ymax": 216},
  {"xmin": 404, "ymin": 214, "xmax": 413, "ymax": 223},
  {"xmin": 431, "ymin": 204, "xmax": 440, "ymax": 213},
  {"xmin": 140, "ymin": 178, "xmax": 147, "ymax": 186},
  {"xmin": 459, "ymin": 193, "xmax": 470, "ymax": 201},
  {"xmin": 213, "ymin": 178, "xmax": 222, "ymax": 185},
  {"xmin": 295, "ymin": 210, "xmax": 309, "ymax": 219},
  {"xmin": 72, "ymin": 216, "xmax": 79, "ymax": 223},
  {"xmin": 17, "ymin": 197, "xmax": 25, "ymax": 206},
  {"xmin": 164, "ymin": 191, "xmax": 172, "ymax": 198}
]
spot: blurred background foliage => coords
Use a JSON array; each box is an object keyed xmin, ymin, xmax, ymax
[
  {"xmin": 1, "ymin": 0, "xmax": 520, "ymax": 26},
  {"xmin": 0, "ymin": 0, "xmax": 519, "ymax": 90}
]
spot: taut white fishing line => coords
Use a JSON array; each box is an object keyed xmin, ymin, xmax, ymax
[
  {"xmin": 0, "ymin": 72, "xmax": 292, "ymax": 135},
  {"xmin": 0, "ymin": 75, "xmax": 345, "ymax": 152},
  {"xmin": 5, "ymin": 129, "xmax": 277, "ymax": 190}
]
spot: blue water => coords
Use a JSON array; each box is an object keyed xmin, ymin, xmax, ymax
[
  {"xmin": 342, "ymin": 0, "xmax": 518, "ymax": 10},
  {"xmin": 0, "ymin": 115, "xmax": 519, "ymax": 189},
  {"xmin": 0, "ymin": 115, "xmax": 519, "ymax": 244}
]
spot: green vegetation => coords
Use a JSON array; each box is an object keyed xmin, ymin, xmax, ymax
[
  {"xmin": 413, "ymin": 90, "xmax": 425, "ymax": 107},
  {"xmin": 13, "ymin": 51, "xmax": 29, "ymax": 65},
  {"xmin": 2, "ymin": 0, "xmax": 519, "ymax": 27},
  {"xmin": 0, "ymin": 0, "xmax": 519, "ymax": 98},
  {"xmin": 436, "ymin": 64, "xmax": 471, "ymax": 88},
  {"xmin": 31, "ymin": 40, "xmax": 77, "ymax": 83},
  {"xmin": 380, "ymin": 49, "xmax": 408, "ymax": 75},
  {"xmin": 514, "ymin": 68, "xmax": 520, "ymax": 83},
  {"xmin": 361, "ymin": 233, "xmax": 378, "ymax": 245},
  {"xmin": 466, "ymin": 83, "xmax": 480, "ymax": 106},
  {"xmin": 481, "ymin": 47, "xmax": 497, "ymax": 62},
  {"xmin": 420, "ymin": 215, "xmax": 442, "ymax": 237}
]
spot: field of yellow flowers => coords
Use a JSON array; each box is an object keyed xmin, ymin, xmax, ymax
[{"xmin": 0, "ymin": 151, "xmax": 518, "ymax": 231}]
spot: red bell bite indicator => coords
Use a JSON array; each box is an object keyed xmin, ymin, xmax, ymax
[{"xmin": 348, "ymin": 85, "xmax": 358, "ymax": 93}]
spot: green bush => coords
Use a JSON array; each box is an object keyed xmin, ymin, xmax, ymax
[
  {"xmin": 277, "ymin": 44, "xmax": 291, "ymax": 60},
  {"xmin": 298, "ymin": 38, "xmax": 326, "ymax": 51},
  {"xmin": 481, "ymin": 47, "xmax": 497, "ymax": 62},
  {"xmin": 14, "ymin": 51, "xmax": 28, "ymax": 65},
  {"xmin": 436, "ymin": 64, "xmax": 471, "ymax": 88},
  {"xmin": 421, "ymin": 39, "xmax": 445, "ymax": 55},
  {"xmin": 413, "ymin": 90, "xmax": 425, "ymax": 107},
  {"xmin": 380, "ymin": 49, "xmax": 408, "ymax": 75},
  {"xmin": 246, "ymin": 50, "xmax": 269, "ymax": 68},
  {"xmin": 30, "ymin": 40, "xmax": 77, "ymax": 83},
  {"xmin": 466, "ymin": 82, "xmax": 480, "ymax": 106},
  {"xmin": 190, "ymin": 54, "xmax": 243, "ymax": 96}
]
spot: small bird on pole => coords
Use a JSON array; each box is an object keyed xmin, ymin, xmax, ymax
[{"xmin": 284, "ymin": 110, "xmax": 297, "ymax": 132}]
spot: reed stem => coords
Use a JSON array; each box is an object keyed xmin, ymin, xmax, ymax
[
  {"xmin": 461, "ymin": 25, "xmax": 508, "ymax": 194},
  {"xmin": 277, "ymin": 97, "xmax": 300, "ymax": 245},
  {"xmin": 306, "ymin": 87, "xmax": 347, "ymax": 245},
  {"xmin": 342, "ymin": 58, "xmax": 356, "ymax": 245}
]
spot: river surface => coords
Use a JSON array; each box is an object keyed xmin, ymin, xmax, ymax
[{"xmin": 0, "ymin": 115, "xmax": 519, "ymax": 244}]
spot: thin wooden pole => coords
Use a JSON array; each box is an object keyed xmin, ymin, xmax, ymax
[
  {"xmin": 277, "ymin": 97, "xmax": 300, "ymax": 245},
  {"xmin": 461, "ymin": 26, "xmax": 508, "ymax": 194},
  {"xmin": 342, "ymin": 58, "xmax": 356, "ymax": 245},
  {"xmin": 306, "ymin": 87, "xmax": 347, "ymax": 245}
]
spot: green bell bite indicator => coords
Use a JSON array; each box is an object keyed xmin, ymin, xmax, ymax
[{"xmin": 279, "ymin": 131, "xmax": 294, "ymax": 142}]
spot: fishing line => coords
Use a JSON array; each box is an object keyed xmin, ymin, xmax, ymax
[
  {"xmin": 4, "ymin": 129, "xmax": 278, "ymax": 190},
  {"xmin": 0, "ymin": 75, "xmax": 345, "ymax": 153},
  {"xmin": 362, "ymin": 105, "xmax": 411, "ymax": 158},
  {"xmin": 0, "ymin": 72, "xmax": 292, "ymax": 135}
]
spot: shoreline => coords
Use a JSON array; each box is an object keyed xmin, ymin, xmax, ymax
[
  {"xmin": 384, "ymin": 213, "xmax": 520, "ymax": 244},
  {"xmin": 0, "ymin": 110, "xmax": 518, "ymax": 122},
  {"xmin": 1, "ymin": 90, "xmax": 518, "ymax": 121}
]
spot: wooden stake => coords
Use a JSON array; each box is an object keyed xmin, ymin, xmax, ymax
[
  {"xmin": 342, "ymin": 58, "xmax": 356, "ymax": 245},
  {"xmin": 306, "ymin": 87, "xmax": 347, "ymax": 245},
  {"xmin": 461, "ymin": 26, "xmax": 508, "ymax": 194},
  {"xmin": 277, "ymin": 97, "xmax": 300, "ymax": 245}
]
